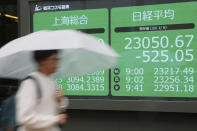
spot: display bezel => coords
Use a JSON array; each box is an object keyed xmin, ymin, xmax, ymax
[{"xmin": 18, "ymin": 0, "xmax": 197, "ymax": 113}]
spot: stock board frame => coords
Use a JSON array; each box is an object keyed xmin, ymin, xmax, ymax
[{"xmin": 18, "ymin": 0, "xmax": 197, "ymax": 113}]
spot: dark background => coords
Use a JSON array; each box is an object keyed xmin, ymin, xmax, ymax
[
  {"xmin": 0, "ymin": 0, "xmax": 18, "ymax": 102},
  {"xmin": 0, "ymin": 0, "xmax": 17, "ymax": 48}
]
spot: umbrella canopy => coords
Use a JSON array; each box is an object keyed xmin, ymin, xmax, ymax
[{"xmin": 0, "ymin": 30, "xmax": 119, "ymax": 79}]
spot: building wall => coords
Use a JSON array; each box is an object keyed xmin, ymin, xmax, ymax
[{"xmin": 62, "ymin": 110, "xmax": 197, "ymax": 131}]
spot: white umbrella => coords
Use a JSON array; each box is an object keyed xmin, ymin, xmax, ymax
[{"xmin": 0, "ymin": 30, "xmax": 119, "ymax": 79}]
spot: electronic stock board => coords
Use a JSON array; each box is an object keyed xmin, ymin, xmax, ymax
[
  {"xmin": 30, "ymin": 1, "xmax": 197, "ymax": 98},
  {"xmin": 18, "ymin": 0, "xmax": 197, "ymax": 112}
]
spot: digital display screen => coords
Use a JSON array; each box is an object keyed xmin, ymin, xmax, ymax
[
  {"xmin": 30, "ymin": 0, "xmax": 197, "ymax": 98},
  {"xmin": 111, "ymin": 2, "xmax": 197, "ymax": 97},
  {"xmin": 33, "ymin": 8, "xmax": 109, "ymax": 96}
]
